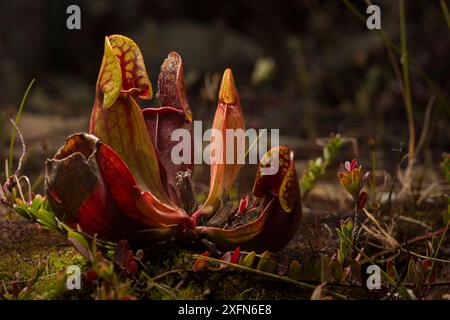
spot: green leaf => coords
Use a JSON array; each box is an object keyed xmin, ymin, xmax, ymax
[
  {"xmin": 320, "ymin": 254, "xmax": 331, "ymax": 282},
  {"xmin": 349, "ymin": 259, "xmax": 361, "ymax": 283},
  {"xmin": 338, "ymin": 248, "xmax": 346, "ymax": 265},
  {"xmin": 256, "ymin": 251, "xmax": 276, "ymax": 273},
  {"xmin": 13, "ymin": 204, "xmax": 32, "ymax": 220},
  {"xmin": 288, "ymin": 260, "xmax": 302, "ymax": 280},
  {"xmin": 303, "ymin": 255, "xmax": 321, "ymax": 281},
  {"xmin": 34, "ymin": 208, "xmax": 57, "ymax": 229},
  {"xmin": 406, "ymin": 259, "xmax": 416, "ymax": 283},
  {"xmin": 68, "ymin": 231, "xmax": 92, "ymax": 261},
  {"xmin": 241, "ymin": 251, "xmax": 256, "ymax": 268},
  {"xmin": 443, "ymin": 204, "xmax": 450, "ymax": 225},
  {"xmin": 330, "ymin": 258, "xmax": 343, "ymax": 282},
  {"xmin": 36, "ymin": 219, "xmax": 56, "ymax": 230},
  {"xmin": 30, "ymin": 194, "xmax": 44, "ymax": 210}
]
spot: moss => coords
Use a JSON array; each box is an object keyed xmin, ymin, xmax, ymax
[
  {"xmin": 30, "ymin": 247, "xmax": 86, "ymax": 299},
  {"xmin": 0, "ymin": 220, "xmax": 85, "ymax": 300},
  {"xmin": 0, "ymin": 219, "xmax": 378, "ymax": 300}
]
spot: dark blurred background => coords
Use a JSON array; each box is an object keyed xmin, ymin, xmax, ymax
[{"xmin": 0, "ymin": 0, "xmax": 449, "ymax": 182}]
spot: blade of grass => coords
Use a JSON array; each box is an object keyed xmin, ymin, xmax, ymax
[
  {"xmin": 440, "ymin": 0, "xmax": 450, "ymax": 31},
  {"xmin": 192, "ymin": 254, "xmax": 348, "ymax": 300},
  {"xmin": 414, "ymin": 94, "xmax": 436, "ymax": 158},
  {"xmin": 9, "ymin": 79, "xmax": 35, "ymax": 175},
  {"xmin": 4, "ymin": 160, "xmax": 8, "ymax": 182},
  {"xmin": 427, "ymin": 220, "xmax": 450, "ymax": 280},
  {"xmin": 9, "ymin": 119, "xmax": 27, "ymax": 175},
  {"xmin": 399, "ymin": 0, "xmax": 415, "ymax": 165},
  {"xmin": 140, "ymin": 271, "xmax": 177, "ymax": 298},
  {"xmin": 401, "ymin": 248, "xmax": 450, "ymax": 264},
  {"xmin": 244, "ymin": 129, "xmax": 265, "ymax": 158}
]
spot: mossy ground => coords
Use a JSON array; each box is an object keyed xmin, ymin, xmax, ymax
[
  {"xmin": 1, "ymin": 174, "xmax": 449, "ymax": 300},
  {"xmin": 0, "ymin": 219, "xmax": 87, "ymax": 299},
  {"xmin": 0, "ymin": 217, "xmax": 317, "ymax": 300}
]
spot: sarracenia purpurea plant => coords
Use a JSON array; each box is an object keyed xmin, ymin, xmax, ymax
[{"xmin": 42, "ymin": 35, "xmax": 302, "ymax": 252}]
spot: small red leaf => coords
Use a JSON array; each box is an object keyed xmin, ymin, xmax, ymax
[
  {"xmin": 114, "ymin": 240, "xmax": 130, "ymax": 266},
  {"xmin": 357, "ymin": 191, "xmax": 367, "ymax": 210},
  {"xmin": 350, "ymin": 159, "xmax": 357, "ymax": 171},
  {"xmin": 230, "ymin": 247, "xmax": 241, "ymax": 264},
  {"xmin": 277, "ymin": 256, "xmax": 290, "ymax": 275},
  {"xmin": 127, "ymin": 260, "xmax": 138, "ymax": 276},
  {"xmin": 220, "ymin": 252, "xmax": 232, "ymax": 269},
  {"xmin": 238, "ymin": 197, "xmax": 248, "ymax": 215},
  {"xmin": 193, "ymin": 251, "xmax": 210, "ymax": 271},
  {"xmin": 84, "ymin": 270, "xmax": 98, "ymax": 282}
]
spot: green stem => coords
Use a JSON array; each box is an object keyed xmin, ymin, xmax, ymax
[
  {"xmin": 440, "ymin": 0, "xmax": 450, "ymax": 31},
  {"xmin": 192, "ymin": 254, "xmax": 348, "ymax": 300},
  {"xmin": 9, "ymin": 79, "xmax": 35, "ymax": 175},
  {"xmin": 370, "ymin": 141, "xmax": 377, "ymax": 204},
  {"xmin": 399, "ymin": 0, "xmax": 415, "ymax": 166},
  {"xmin": 428, "ymin": 220, "xmax": 450, "ymax": 280},
  {"xmin": 141, "ymin": 271, "xmax": 176, "ymax": 298},
  {"xmin": 352, "ymin": 201, "xmax": 360, "ymax": 243}
]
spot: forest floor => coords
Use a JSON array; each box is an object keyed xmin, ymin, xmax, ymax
[{"xmin": 1, "ymin": 169, "xmax": 449, "ymax": 300}]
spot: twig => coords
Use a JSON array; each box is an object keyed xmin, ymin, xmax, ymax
[
  {"xmin": 406, "ymin": 227, "xmax": 446, "ymax": 244},
  {"xmin": 429, "ymin": 281, "xmax": 450, "ymax": 287},
  {"xmin": 416, "ymin": 182, "xmax": 439, "ymax": 205},
  {"xmin": 363, "ymin": 209, "xmax": 400, "ymax": 249},
  {"xmin": 17, "ymin": 175, "xmax": 32, "ymax": 203},
  {"xmin": 369, "ymin": 226, "xmax": 445, "ymax": 260},
  {"xmin": 402, "ymin": 249, "xmax": 450, "ymax": 264},
  {"xmin": 152, "ymin": 268, "xmax": 245, "ymax": 282},
  {"xmin": 151, "ymin": 269, "xmax": 185, "ymax": 281},
  {"xmin": 9, "ymin": 119, "xmax": 26, "ymax": 176},
  {"xmin": 192, "ymin": 254, "xmax": 349, "ymax": 300},
  {"xmin": 140, "ymin": 271, "xmax": 176, "ymax": 298},
  {"xmin": 397, "ymin": 214, "xmax": 431, "ymax": 230},
  {"xmin": 14, "ymin": 176, "xmax": 26, "ymax": 203},
  {"xmin": 9, "ymin": 79, "xmax": 35, "ymax": 175}
]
